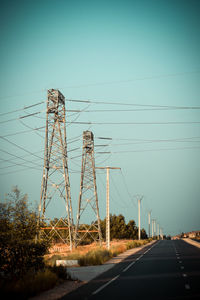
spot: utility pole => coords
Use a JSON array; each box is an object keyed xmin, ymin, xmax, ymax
[
  {"xmin": 160, "ymin": 227, "xmax": 163, "ymax": 240},
  {"xmin": 96, "ymin": 166, "xmax": 121, "ymax": 250},
  {"xmin": 152, "ymin": 219, "xmax": 154, "ymax": 238},
  {"xmin": 152, "ymin": 219, "xmax": 156, "ymax": 238},
  {"xmin": 154, "ymin": 220, "xmax": 157, "ymax": 239},
  {"xmin": 148, "ymin": 210, "xmax": 151, "ymax": 238},
  {"xmin": 135, "ymin": 195, "xmax": 143, "ymax": 240},
  {"xmin": 157, "ymin": 223, "xmax": 160, "ymax": 240}
]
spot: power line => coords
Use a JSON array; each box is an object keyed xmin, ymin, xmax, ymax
[
  {"xmin": 0, "ymin": 165, "xmax": 41, "ymax": 176},
  {"xmin": 0, "ymin": 156, "xmax": 42, "ymax": 170},
  {"xmin": 1, "ymin": 126, "xmax": 45, "ymax": 138},
  {"xmin": 0, "ymin": 149, "xmax": 42, "ymax": 167},
  {"xmin": 0, "ymin": 137, "xmax": 43, "ymax": 160},
  {"xmin": 120, "ymin": 170, "xmax": 137, "ymax": 208},
  {"xmin": 66, "ymin": 121, "xmax": 200, "ymax": 125},
  {"xmin": 0, "ymin": 111, "xmax": 44, "ymax": 124},
  {"xmin": 110, "ymin": 138, "xmax": 200, "ymax": 147},
  {"xmin": 61, "ymin": 70, "xmax": 200, "ymax": 89},
  {"xmin": 67, "ymin": 99, "xmax": 200, "ymax": 109},
  {"xmin": 100, "ymin": 136, "xmax": 200, "ymax": 142},
  {"xmin": 0, "ymin": 149, "xmax": 43, "ymax": 165},
  {"xmin": 1, "ymin": 97, "xmax": 199, "ymax": 125},
  {"xmin": 0, "ymin": 101, "xmax": 45, "ymax": 116},
  {"xmin": 73, "ymin": 107, "xmax": 200, "ymax": 112},
  {"xmin": 1, "ymin": 70, "xmax": 199, "ymax": 100},
  {"xmin": 112, "ymin": 146, "xmax": 200, "ymax": 154}
]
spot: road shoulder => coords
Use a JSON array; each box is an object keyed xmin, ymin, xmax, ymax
[
  {"xmin": 182, "ymin": 238, "xmax": 200, "ymax": 249},
  {"xmin": 29, "ymin": 240, "xmax": 156, "ymax": 300}
]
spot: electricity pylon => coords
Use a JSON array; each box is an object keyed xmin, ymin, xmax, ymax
[
  {"xmin": 38, "ymin": 89, "xmax": 73, "ymax": 250},
  {"xmin": 75, "ymin": 131, "xmax": 102, "ymax": 247}
]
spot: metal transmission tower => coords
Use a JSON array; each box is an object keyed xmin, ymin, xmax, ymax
[
  {"xmin": 75, "ymin": 131, "xmax": 102, "ymax": 247},
  {"xmin": 38, "ymin": 89, "xmax": 73, "ymax": 250}
]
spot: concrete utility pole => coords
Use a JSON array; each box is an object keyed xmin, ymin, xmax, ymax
[
  {"xmin": 160, "ymin": 228, "xmax": 163, "ymax": 240},
  {"xmin": 154, "ymin": 220, "xmax": 156, "ymax": 238},
  {"xmin": 152, "ymin": 219, "xmax": 154, "ymax": 238},
  {"xmin": 96, "ymin": 166, "xmax": 121, "ymax": 250},
  {"xmin": 157, "ymin": 223, "xmax": 160, "ymax": 240},
  {"xmin": 136, "ymin": 196, "xmax": 143, "ymax": 240},
  {"xmin": 148, "ymin": 210, "xmax": 151, "ymax": 238},
  {"xmin": 152, "ymin": 219, "xmax": 156, "ymax": 238}
]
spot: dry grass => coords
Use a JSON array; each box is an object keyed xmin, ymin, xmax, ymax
[{"xmin": 45, "ymin": 239, "xmax": 152, "ymax": 267}]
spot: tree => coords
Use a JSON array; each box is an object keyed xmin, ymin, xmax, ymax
[
  {"xmin": 110, "ymin": 214, "xmax": 127, "ymax": 239},
  {"xmin": 4, "ymin": 186, "xmax": 38, "ymax": 241},
  {"xmin": 0, "ymin": 186, "xmax": 48, "ymax": 279},
  {"xmin": 126, "ymin": 220, "xmax": 138, "ymax": 239},
  {"xmin": 100, "ymin": 214, "xmax": 147, "ymax": 240},
  {"xmin": 141, "ymin": 228, "xmax": 148, "ymax": 239}
]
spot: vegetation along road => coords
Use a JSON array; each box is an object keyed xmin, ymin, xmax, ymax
[{"xmin": 61, "ymin": 240, "xmax": 200, "ymax": 300}]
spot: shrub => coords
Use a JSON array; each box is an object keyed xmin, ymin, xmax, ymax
[
  {"xmin": 48, "ymin": 265, "xmax": 69, "ymax": 280},
  {"xmin": 110, "ymin": 243, "xmax": 127, "ymax": 256},
  {"xmin": 79, "ymin": 249, "xmax": 112, "ymax": 266},
  {"xmin": 45, "ymin": 254, "xmax": 62, "ymax": 267},
  {"xmin": 0, "ymin": 269, "xmax": 58, "ymax": 299},
  {"xmin": 0, "ymin": 240, "xmax": 48, "ymax": 279}
]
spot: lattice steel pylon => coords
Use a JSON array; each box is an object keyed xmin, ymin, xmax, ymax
[
  {"xmin": 75, "ymin": 131, "xmax": 102, "ymax": 247},
  {"xmin": 38, "ymin": 89, "xmax": 73, "ymax": 250}
]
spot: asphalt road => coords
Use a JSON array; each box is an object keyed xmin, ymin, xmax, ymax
[{"xmin": 61, "ymin": 240, "xmax": 200, "ymax": 300}]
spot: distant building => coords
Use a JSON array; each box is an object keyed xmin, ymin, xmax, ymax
[
  {"xmin": 172, "ymin": 230, "xmax": 200, "ymax": 240},
  {"xmin": 183, "ymin": 231, "xmax": 200, "ymax": 238}
]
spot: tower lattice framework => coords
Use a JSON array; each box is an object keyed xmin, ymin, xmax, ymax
[
  {"xmin": 75, "ymin": 131, "xmax": 102, "ymax": 246},
  {"xmin": 38, "ymin": 89, "xmax": 73, "ymax": 249}
]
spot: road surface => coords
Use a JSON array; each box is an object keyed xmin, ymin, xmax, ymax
[{"xmin": 61, "ymin": 240, "xmax": 200, "ymax": 299}]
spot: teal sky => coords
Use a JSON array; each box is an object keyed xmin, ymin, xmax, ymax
[{"xmin": 0, "ymin": 0, "xmax": 200, "ymax": 236}]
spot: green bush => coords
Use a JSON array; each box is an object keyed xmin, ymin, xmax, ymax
[{"xmin": 0, "ymin": 240, "xmax": 48, "ymax": 279}]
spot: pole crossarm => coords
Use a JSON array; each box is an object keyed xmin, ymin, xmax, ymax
[{"xmin": 96, "ymin": 167, "xmax": 121, "ymax": 170}]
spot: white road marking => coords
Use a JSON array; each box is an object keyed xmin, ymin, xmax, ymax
[
  {"xmin": 92, "ymin": 275, "xmax": 120, "ymax": 295},
  {"xmin": 185, "ymin": 284, "xmax": 190, "ymax": 290},
  {"xmin": 182, "ymin": 273, "xmax": 187, "ymax": 277},
  {"xmin": 93, "ymin": 241, "xmax": 160, "ymax": 295},
  {"xmin": 177, "ymin": 256, "xmax": 180, "ymax": 259},
  {"xmin": 122, "ymin": 261, "xmax": 135, "ymax": 272},
  {"xmin": 181, "ymin": 266, "xmax": 184, "ymax": 270},
  {"xmin": 179, "ymin": 261, "xmax": 182, "ymax": 263},
  {"xmin": 122, "ymin": 242, "xmax": 156, "ymax": 273}
]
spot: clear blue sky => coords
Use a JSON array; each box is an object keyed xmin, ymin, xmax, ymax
[{"xmin": 0, "ymin": 0, "xmax": 200, "ymax": 236}]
